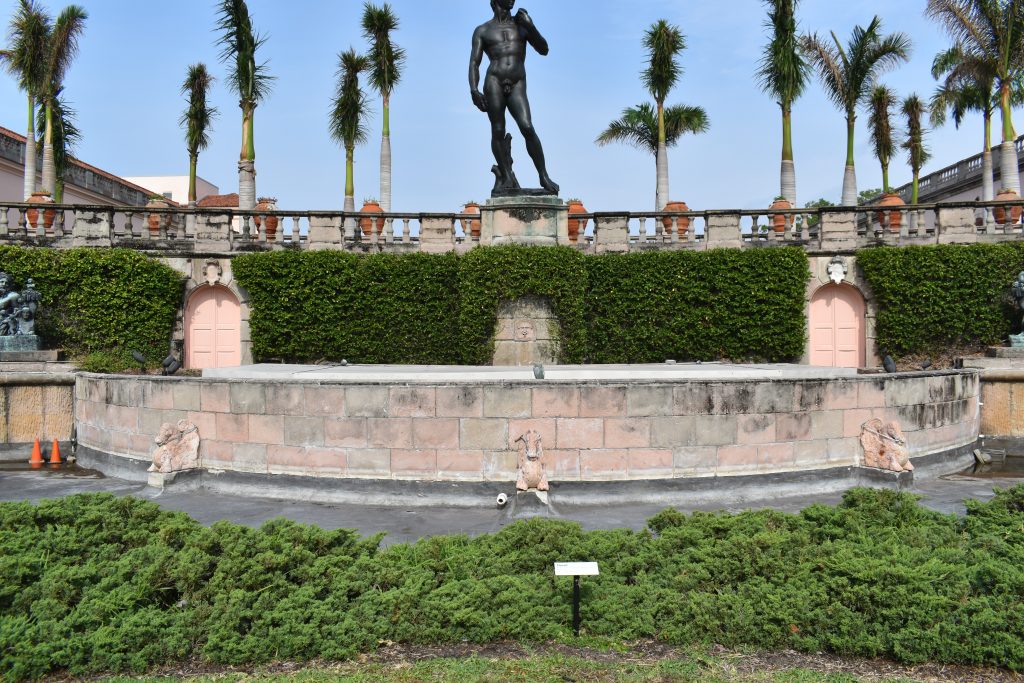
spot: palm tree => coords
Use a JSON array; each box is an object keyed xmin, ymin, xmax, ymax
[
  {"xmin": 39, "ymin": 4, "xmax": 86, "ymax": 198},
  {"xmin": 362, "ymin": 2, "xmax": 404, "ymax": 216},
  {"xmin": 216, "ymin": 0, "xmax": 272, "ymax": 211},
  {"xmin": 926, "ymin": 0, "xmax": 1024, "ymax": 195},
  {"xmin": 179, "ymin": 63, "xmax": 217, "ymax": 206},
  {"xmin": 756, "ymin": 0, "xmax": 810, "ymax": 206},
  {"xmin": 902, "ymin": 94, "xmax": 932, "ymax": 204},
  {"xmin": 0, "ymin": 0, "xmax": 49, "ymax": 200},
  {"xmin": 802, "ymin": 17, "xmax": 911, "ymax": 206},
  {"xmin": 35, "ymin": 88, "xmax": 78, "ymax": 203},
  {"xmin": 642, "ymin": 20, "xmax": 687, "ymax": 211},
  {"xmin": 930, "ymin": 45, "xmax": 998, "ymax": 201},
  {"xmin": 596, "ymin": 102, "xmax": 709, "ymax": 207},
  {"xmin": 867, "ymin": 84, "xmax": 897, "ymax": 192},
  {"xmin": 329, "ymin": 49, "xmax": 371, "ymax": 221}
]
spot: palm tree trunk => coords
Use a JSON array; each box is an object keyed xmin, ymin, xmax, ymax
[
  {"xmin": 983, "ymin": 111, "xmax": 994, "ymax": 202},
  {"xmin": 911, "ymin": 171, "xmax": 919, "ymax": 204},
  {"xmin": 238, "ymin": 105, "xmax": 256, "ymax": 210},
  {"xmin": 655, "ymin": 101, "xmax": 669, "ymax": 210},
  {"xmin": 841, "ymin": 117, "xmax": 857, "ymax": 206},
  {"xmin": 188, "ymin": 155, "xmax": 198, "ymax": 205},
  {"xmin": 344, "ymin": 146, "xmax": 356, "ymax": 236},
  {"xmin": 780, "ymin": 108, "xmax": 796, "ymax": 205},
  {"xmin": 23, "ymin": 95, "xmax": 36, "ymax": 200},
  {"xmin": 381, "ymin": 95, "xmax": 392, "ymax": 214},
  {"xmin": 40, "ymin": 102, "xmax": 55, "ymax": 196},
  {"xmin": 881, "ymin": 164, "xmax": 889, "ymax": 194},
  {"xmin": 999, "ymin": 82, "xmax": 1021, "ymax": 195}
]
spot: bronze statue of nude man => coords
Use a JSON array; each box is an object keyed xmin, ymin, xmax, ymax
[{"xmin": 470, "ymin": 0, "xmax": 559, "ymax": 196}]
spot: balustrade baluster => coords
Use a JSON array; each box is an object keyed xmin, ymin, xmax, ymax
[
  {"xmin": 124, "ymin": 211, "xmax": 134, "ymax": 238},
  {"xmin": 384, "ymin": 215, "xmax": 394, "ymax": 244},
  {"xmin": 16, "ymin": 208, "xmax": 25, "ymax": 237},
  {"xmin": 0, "ymin": 207, "xmax": 9, "ymax": 238},
  {"xmin": 402, "ymin": 219, "xmax": 411, "ymax": 243}
]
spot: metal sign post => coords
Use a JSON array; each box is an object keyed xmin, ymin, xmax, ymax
[{"xmin": 554, "ymin": 562, "xmax": 599, "ymax": 637}]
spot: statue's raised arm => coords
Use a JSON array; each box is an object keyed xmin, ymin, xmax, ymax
[{"xmin": 514, "ymin": 9, "xmax": 548, "ymax": 55}]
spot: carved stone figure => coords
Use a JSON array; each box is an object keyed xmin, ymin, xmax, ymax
[
  {"xmin": 0, "ymin": 272, "xmax": 42, "ymax": 343},
  {"xmin": 1011, "ymin": 272, "xmax": 1024, "ymax": 348},
  {"xmin": 859, "ymin": 418, "xmax": 913, "ymax": 473},
  {"xmin": 470, "ymin": 0, "xmax": 559, "ymax": 197},
  {"xmin": 148, "ymin": 420, "xmax": 201, "ymax": 474},
  {"xmin": 516, "ymin": 429, "xmax": 549, "ymax": 491}
]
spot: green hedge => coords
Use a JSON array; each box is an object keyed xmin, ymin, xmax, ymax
[
  {"xmin": 0, "ymin": 247, "xmax": 181, "ymax": 367},
  {"xmin": 858, "ymin": 244, "xmax": 1024, "ymax": 357},
  {"xmin": 234, "ymin": 247, "xmax": 810, "ymax": 364},
  {"xmin": 2, "ymin": 488, "xmax": 1024, "ymax": 678}
]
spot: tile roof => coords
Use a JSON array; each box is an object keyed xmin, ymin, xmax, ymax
[{"xmin": 196, "ymin": 193, "xmax": 240, "ymax": 208}]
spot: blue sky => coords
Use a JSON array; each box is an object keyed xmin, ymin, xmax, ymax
[{"xmin": 0, "ymin": 0, "xmax": 1004, "ymax": 212}]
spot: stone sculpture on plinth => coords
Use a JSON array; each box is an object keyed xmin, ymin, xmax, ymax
[
  {"xmin": 1011, "ymin": 271, "xmax": 1024, "ymax": 348},
  {"xmin": 0, "ymin": 273, "xmax": 42, "ymax": 352},
  {"xmin": 516, "ymin": 429, "xmax": 550, "ymax": 491},
  {"xmin": 859, "ymin": 418, "xmax": 913, "ymax": 473}
]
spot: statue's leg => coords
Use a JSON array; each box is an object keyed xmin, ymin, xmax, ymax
[
  {"xmin": 484, "ymin": 76, "xmax": 517, "ymax": 190},
  {"xmin": 507, "ymin": 82, "xmax": 559, "ymax": 194}
]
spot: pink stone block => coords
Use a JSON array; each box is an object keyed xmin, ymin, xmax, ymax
[
  {"xmin": 580, "ymin": 449, "xmax": 627, "ymax": 480},
  {"xmin": 628, "ymin": 449, "xmax": 673, "ymax": 477},
  {"xmin": 776, "ymin": 412, "xmax": 812, "ymax": 441},
  {"xmin": 112, "ymin": 405, "xmax": 140, "ymax": 433},
  {"xmin": 508, "ymin": 418, "xmax": 557, "ymax": 449},
  {"xmin": 145, "ymin": 384, "xmax": 174, "ymax": 411},
  {"xmin": 215, "ymin": 413, "xmax": 249, "ymax": 442},
  {"xmin": 391, "ymin": 449, "xmax": 437, "ymax": 476},
  {"xmin": 548, "ymin": 449, "xmax": 580, "ymax": 480},
  {"xmin": 367, "ymin": 418, "xmax": 413, "ymax": 449},
  {"xmin": 579, "ymin": 386, "xmax": 627, "ymax": 418},
  {"xmin": 325, "ymin": 418, "xmax": 368, "ymax": 448},
  {"xmin": 130, "ymin": 434, "xmax": 153, "ymax": 457},
  {"xmin": 186, "ymin": 411, "xmax": 218, "ymax": 440},
  {"xmin": 673, "ymin": 446, "xmax": 718, "ymax": 473},
  {"xmin": 556, "ymin": 417, "xmax": 604, "ymax": 449},
  {"xmin": 857, "ymin": 382, "xmax": 887, "ymax": 409},
  {"xmin": 436, "ymin": 387, "xmax": 484, "ymax": 417},
  {"xmin": 717, "ymin": 445, "xmax": 758, "ymax": 469},
  {"xmin": 604, "ymin": 418, "xmax": 650, "ymax": 448},
  {"xmin": 304, "ymin": 386, "xmax": 346, "ymax": 417},
  {"xmin": 266, "ymin": 385, "xmax": 305, "ymax": 416},
  {"xmin": 305, "ymin": 447, "xmax": 346, "ymax": 474},
  {"xmin": 826, "ymin": 382, "xmax": 859, "ymax": 410},
  {"xmin": 532, "ymin": 387, "xmax": 580, "ymax": 418},
  {"xmin": 757, "ymin": 442, "xmax": 795, "ymax": 466},
  {"xmin": 793, "ymin": 440, "xmax": 828, "ymax": 465},
  {"xmin": 200, "ymin": 384, "xmax": 230, "ymax": 413},
  {"xmin": 389, "ymin": 387, "xmax": 437, "ymax": 417},
  {"xmin": 482, "ymin": 450, "xmax": 518, "ymax": 481},
  {"xmin": 737, "ymin": 414, "xmax": 776, "ymax": 445},
  {"xmin": 842, "ymin": 408, "xmax": 875, "ymax": 438},
  {"xmin": 249, "ymin": 414, "xmax": 285, "ymax": 445},
  {"xmin": 437, "ymin": 449, "xmax": 484, "ymax": 476},
  {"xmin": 267, "ymin": 444, "xmax": 307, "ymax": 472},
  {"xmin": 412, "ymin": 418, "xmax": 459, "ymax": 449},
  {"xmin": 201, "ymin": 440, "xmax": 233, "ymax": 466}
]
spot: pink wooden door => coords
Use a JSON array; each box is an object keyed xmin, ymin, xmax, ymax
[
  {"xmin": 186, "ymin": 286, "xmax": 241, "ymax": 369},
  {"xmin": 809, "ymin": 285, "xmax": 865, "ymax": 368}
]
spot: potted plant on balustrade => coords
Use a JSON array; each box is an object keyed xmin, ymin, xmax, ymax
[
  {"xmin": 662, "ymin": 200, "xmax": 690, "ymax": 237},
  {"xmin": 994, "ymin": 187, "xmax": 1022, "ymax": 226},
  {"xmin": 566, "ymin": 198, "xmax": 588, "ymax": 242},
  {"xmin": 768, "ymin": 195, "xmax": 793, "ymax": 233},
  {"xmin": 875, "ymin": 190, "xmax": 905, "ymax": 232},
  {"xmin": 26, "ymin": 191, "xmax": 55, "ymax": 233},
  {"xmin": 462, "ymin": 201, "xmax": 481, "ymax": 239},
  {"xmin": 253, "ymin": 197, "xmax": 279, "ymax": 240},
  {"xmin": 145, "ymin": 194, "xmax": 172, "ymax": 236},
  {"xmin": 359, "ymin": 197, "xmax": 385, "ymax": 237}
]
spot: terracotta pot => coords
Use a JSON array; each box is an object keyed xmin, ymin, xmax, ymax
[
  {"xmin": 768, "ymin": 198, "xmax": 792, "ymax": 233},
  {"xmin": 875, "ymin": 193, "xmax": 905, "ymax": 232},
  {"xmin": 566, "ymin": 200, "xmax": 587, "ymax": 242},
  {"xmin": 254, "ymin": 197, "xmax": 279, "ymax": 239},
  {"xmin": 463, "ymin": 203, "xmax": 481, "ymax": 239},
  {"xmin": 662, "ymin": 201, "xmax": 690, "ymax": 236},
  {"xmin": 359, "ymin": 200, "xmax": 385, "ymax": 236},
  {"xmin": 26, "ymin": 191, "xmax": 55, "ymax": 233},
  {"xmin": 994, "ymin": 189, "xmax": 1023, "ymax": 225},
  {"xmin": 145, "ymin": 197, "xmax": 172, "ymax": 236}
]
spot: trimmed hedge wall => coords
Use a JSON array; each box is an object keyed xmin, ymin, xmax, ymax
[
  {"xmin": 234, "ymin": 246, "xmax": 810, "ymax": 364},
  {"xmin": 858, "ymin": 244, "xmax": 1024, "ymax": 357},
  {"xmin": 0, "ymin": 247, "xmax": 181, "ymax": 366}
]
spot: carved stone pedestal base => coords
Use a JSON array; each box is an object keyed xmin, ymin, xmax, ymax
[
  {"xmin": 0, "ymin": 335, "xmax": 40, "ymax": 352},
  {"xmin": 493, "ymin": 296, "xmax": 560, "ymax": 366},
  {"xmin": 482, "ymin": 196, "xmax": 567, "ymax": 246}
]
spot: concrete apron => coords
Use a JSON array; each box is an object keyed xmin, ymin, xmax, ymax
[{"xmin": 76, "ymin": 442, "xmax": 977, "ymax": 511}]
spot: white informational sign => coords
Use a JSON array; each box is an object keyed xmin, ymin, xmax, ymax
[{"xmin": 554, "ymin": 562, "xmax": 600, "ymax": 576}]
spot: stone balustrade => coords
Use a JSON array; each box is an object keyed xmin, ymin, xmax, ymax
[{"xmin": 1, "ymin": 198, "xmax": 1022, "ymax": 256}]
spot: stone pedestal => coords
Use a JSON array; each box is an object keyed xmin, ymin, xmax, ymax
[
  {"xmin": 492, "ymin": 296, "xmax": 560, "ymax": 366},
  {"xmin": 482, "ymin": 196, "xmax": 567, "ymax": 246},
  {"xmin": 0, "ymin": 335, "xmax": 40, "ymax": 353}
]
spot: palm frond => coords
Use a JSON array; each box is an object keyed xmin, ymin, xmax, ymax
[
  {"xmin": 902, "ymin": 93, "xmax": 931, "ymax": 172},
  {"xmin": 801, "ymin": 32, "xmax": 847, "ymax": 112},
  {"xmin": 215, "ymin": 0, "xmax": 273, "ymax": 106},
  {"xmin": 867, "ymin": 84, "xmax": 896, "ymax": 168},
  {"xmin": 0, "ymin": 0, "xmax": 50, "ymax": 96},
  {"xmin": 361, "ymin": 2, "xmax": 404, "ymax": 98},
  {"xmin": 595, "ymin": 102, "xmax": 708, "ymax": 155},
  {"xmin": 42, "ymin": 4, "xmax": 86, "ymax": 101},
  {"xmin": 36, "ymin": 88, "xmax": 78, "ymax": 180},
  {"xmin": 663, "ymin": 104, "xmax": 711, "ymax": 143},
  {"xmin": 642, "ymin": 19, "xmax": 684, "ymax": 104},
  {"xmin": 179, "ymin": 63, "xmax": 217, "ymax": 157},
  {"xmin": 329, "ymin": 49, "xmax": 372, "ymax": 149},
  {"xmin": 756, "ymin": 0, "xmax": 809, "ymax": 108}
]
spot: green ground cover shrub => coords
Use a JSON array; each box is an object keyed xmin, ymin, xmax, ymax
[
  {"xmin": 858, "ymin": 244, "xmax": 1024, "ymax": 358},
  {"xmin": 2, "ymin": 488, "xmax": 1023, "ymax": 679},
  {"xmin": 235, "ymin": 246, "xmax": 809, "ymax": 365},
  {"xmin": 0, "ymin": 247, "xmax": 181, "ymax": 368}
]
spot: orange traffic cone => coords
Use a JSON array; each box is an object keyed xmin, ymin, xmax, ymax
[
  {"xmin": 28, "ymin": 439, "xmax": 43, "ymax": 468},
  {"xmin": 48, "ymin": 439, "xmax": 61, "ymax": 466}
]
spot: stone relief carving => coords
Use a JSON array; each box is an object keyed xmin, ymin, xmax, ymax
[
  {"xmin": 859, "ymin": 418, "xmax": 913, "ymax": 473},
  {"xmin": 515, "ymin": 320, "xmax": 536, "ymax": 342},
  {"xmin": 516, "ymin": 429, "xmax": 549, "ymax": 492},
  {"xmin": 148, "ymin": 420, "xmax": 200, "ymax": 474},
  {"xmin": 203, "ymin": 261, "xmax": 223, "ymax": 287},
  {"xmin": 827, "ymin": 256, "xmax": 848, "ymax": 285}
]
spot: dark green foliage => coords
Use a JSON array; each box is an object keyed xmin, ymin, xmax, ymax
[
  {"xmin": 0, "ymin": 247, "xmax": 181, "ymax": 367},
  {"xmin": 858, "ymin": 244, "xmax": 1024, "ymax": 357},
  {"xmin": 584, "ymin": 249, "xmax": 810, "ymax": 362},
  {"xmin": 234, "ymin": 247, "xmax": 809, "ymax": 365},
  {"xmin": 3, "ymin": 488, "xmax": 1024, "ymax": 678}
]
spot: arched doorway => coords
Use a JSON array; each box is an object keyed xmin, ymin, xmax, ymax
[
  {"xmin": 809, "ymin": 284, "xmax": 866, "ymax": 368},
  {"xmin": 185, "ymin": 285, "xmax": 241, "ymax": 369}
]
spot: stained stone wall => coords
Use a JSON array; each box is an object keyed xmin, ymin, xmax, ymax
[
  {"xmin": 0, "ymin": 375, "xmax": 74, "ymax": 453},
  {"xmin": 492, "ymin": 297, "xmax": 560, "ymax": 366}
]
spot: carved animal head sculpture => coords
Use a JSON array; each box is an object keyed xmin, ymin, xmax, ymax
[
  {"xmin": 859, "ymin": 418, "xmax": 913, "ymax": 473},
  {"xmin": 515, "ymin": 429, "xmax": 549, "ymax": 492}
]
